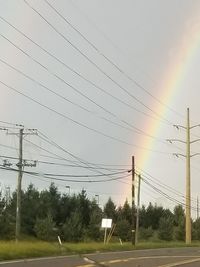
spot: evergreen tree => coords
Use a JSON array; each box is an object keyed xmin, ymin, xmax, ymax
[
  {"xmin": 173, "ymin": 205, "xmax": 185, "ymax": 226},
  {"xmin": 158, "ymin": 216, "xmax": 174, "ymax": 241},
  {"xmin": 21, "ymin": 184, "xmax": 40, "ymax": 235},
  {"xmin": 86, "ymin": 202, "xmax": 102, "ymax": 240},
  {"xmin": 62, "ymin": 210, "xmax": 83, "ymax": 242},
  {"xmin": 34, "ymin": 214, "xmax": 56, "ymax": 241},
  {"xmin": 116, "ymin": 219, "xmax": 131, "ymax": 241},
  {"xmin": 104, "ymin": 197, "xmax": 117, "ymax": 222}
]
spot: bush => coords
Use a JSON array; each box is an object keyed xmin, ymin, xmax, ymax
[
  {"xmin": 62, "ymin": 211, "xmax": 83, "ymax": 242},
  {"xmin": 34, "ymin": 215, "xmax": 56, "ymax": 241},
  {"xmin": 115, "ymin": 220, "xmax": 131, "ymax": 241},
  {"xmin": 139, "ymin": 227, "xmax": 154, "ymax": 240},
  {"xmin": 174, "ymin": 219, "xmax": 185, "ymax": 241},
  {"xmin": 158, "ymin": 217, "xmax": 173, "ymax": 241}
]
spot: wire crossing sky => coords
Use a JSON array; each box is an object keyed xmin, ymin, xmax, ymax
[{"xmin": 0, "ymin": 0, "xmax": 200, "ymax": 212}]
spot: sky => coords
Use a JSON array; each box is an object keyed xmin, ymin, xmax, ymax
[{"xmin": 0, "ymin": 0, "xmax": 200, "ymax": 214}]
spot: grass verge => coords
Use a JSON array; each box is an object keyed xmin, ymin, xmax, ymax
[{"xmin": 0, "ymin": 241, "xmax": 200, "ymax": 261}]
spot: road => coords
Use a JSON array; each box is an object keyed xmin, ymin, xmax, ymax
[{"xmin": 1, "ymin": 247, "xmax": 200, "ymax": 267}]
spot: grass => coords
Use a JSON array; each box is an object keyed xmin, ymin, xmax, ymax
[
  {"xmin": 0, "ymin": 241, "xmax": 200, "ymax": 261},
  {"xmin": 0, "ymin": 241, "xmax": 61, "ymax": 261}
]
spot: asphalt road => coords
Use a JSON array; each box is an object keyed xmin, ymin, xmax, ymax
[{"xmin": 1, "ymin": 247, "xmax": 200, "ymax": 267}]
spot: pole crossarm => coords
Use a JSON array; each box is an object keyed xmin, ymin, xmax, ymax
[
  {"xmin": 190, "ymin": 124, "xmax": 200, "ymax": 129},
  {"xmin": 190, "ymin": 139, "xmax": 200, "ymax": 144},
  {"xmin": 174, "ymin": 124, "xmax": 200, "ymax": 130},
  {"xmin": 173, "ymin": 124, "xmax": 186, "ymax": 130},
  {"xmin": 173, "ymin": 153, "xmax": 186, "ymax": 158},
  {"xmin": 190, "ymin": 153, "xmax": 200, "ymax": 158},
  {"xmin": 167, "ymin": 138, "xmax": 200, "ymax": 145},
  {"xmin": 173, "ymin": 153, "xmax": 200, "ymax": 158},
  {"xmin": 166, "ymin": 139, "xmax": 186, "ymax": 144}
]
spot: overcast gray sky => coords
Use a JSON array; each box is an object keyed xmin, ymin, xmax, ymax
[{"xmin": 0, "ymin": 0, "xmax": 200, "ymax": 213}]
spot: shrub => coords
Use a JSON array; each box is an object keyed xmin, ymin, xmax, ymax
[
  {"xmin": 158, "ymin": 217, "xmax": 173, "ymax": 241},
  {"xmin": 34, "ymin": 215, "xmax": 56, "ymax": 241},
  {"xmin": 139, "ymin": 227, "xmax": 154, "ymax": 240},
  {"xmin": 115, "ymin": 219, "xmax": 131, "ymax": 241}
]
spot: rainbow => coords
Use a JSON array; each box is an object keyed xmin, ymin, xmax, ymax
[
  {"xmin": 137, "ymin": 25, "xmax": 200, "ymax": 170},
  {"xmin": 123, "ymin": 16, "xmax": 200, "ymax": 204}
]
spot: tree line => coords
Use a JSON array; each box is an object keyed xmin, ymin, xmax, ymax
[{"xmin": 0, "ymin": 183, "xmax": 200, "ymax": 242}]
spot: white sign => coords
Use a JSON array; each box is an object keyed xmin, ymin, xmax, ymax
[{"xmin": 101, "ymin": 218, "xmax": 112, "ymax": 228}]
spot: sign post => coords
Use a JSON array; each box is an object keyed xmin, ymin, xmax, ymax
[{"xmin": 101, "ymin": 218, "xmax": 112, "ymax": 244}]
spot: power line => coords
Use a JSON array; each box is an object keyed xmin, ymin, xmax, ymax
[
  {"xmin": 0, "ymin": 79, "xmax": 171, "ymax": 155},
  {"xmin": 22, "ymin": 0, "xmax": 172, "ymax": 125},
  {"xmin": 0, "ymin": 57, "xmax": 167, "ymax": 142},
  {"xmin": 0, "ymin": 154, "xmax": 128, "ymax": 171},
  {"xmin": 44, "ymin": 0, "xmax": 183, "ymax": 120},
  {"xmin": 0, "ymin": 165, "xmax": 132, "ymax": 183},
  {"xmin": 0, "ymin": 15, "xmax": 167, "ymax": 124},
  {"xmin": 140, "ymin": 176, "xmax": 198, "ymax": 212},
  {"xmin": 136, "ymin": 167, "xmax": 197, "ymax": 204}
]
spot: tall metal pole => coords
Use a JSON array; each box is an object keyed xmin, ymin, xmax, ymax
[
  {"xmin": 16, "ymin": 128, "xmax": 23, "ymax": 242},
  {"xmin": 135, "ymin": 174, "xmax": 141, "ymax": 245},
  {"xmin": 167, "ymin": 108, "xmax": 200, "ymax": 244},
  {"xmin": 131, "ymin": 156, "xmax": 135, "ymax": 245},
  {"xmin": 197, "ymin": 196, "xmax": 199, "ymax": 220},
  {"xmin": 186, "ymin": 108, "xmax": 191, "ymax": 244}
]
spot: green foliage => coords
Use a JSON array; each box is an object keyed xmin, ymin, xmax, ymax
[
  {"xmin": 192, "ymin": 218, "xmax": 200, "ymax": 240},
  {"xmin": 0, "ymin": 183, "xmax": 194, "ymax": 243},
  {"xmin": 173, "ymin": 205, "xmax": 185, "ymax": 226},
  {"xmin": 21, "ymin": 184, "xmax": 40, "ymax": 235},
  {"xmin": 174, "ymin": 218, "xmax": 185, "ymax": 241},
  {"xmin": 139, "ymin": 227, "xmax": 154, "ymax": 240},
  {"xmin": 103, "ymin": 197, "xmax": 117, "ymax": 222},
  {"xmin": 117, "ymin": 200, "xmax": 132, "ymax": 224},
  {"xmin": 38, "ymin": 183, "xmax": 61, "ymax": 222},
  {"xmin": 139, "ymin": 203, "xmax": 166, "ymax": 230},
  {"xmin": 34, "ymin": 215, "xmax": 56, "ymax": 241},
  {"xmin": 158, "ymin": 216, "xmax": 174, "ymax": 241},
  {"xmin": 62, "ymin": 211, "xmax": 83, "ymax": 242},
  {"xmin": 115, "ymin": 219, "xmax": 131, "ymax": 241},
  {"xmin": 85, "ymin": 204, "xmax": 102, "ymax": 241}
]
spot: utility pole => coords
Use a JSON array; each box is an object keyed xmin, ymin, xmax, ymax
[
  {"xmin": 131, "ymin": 156, "xmax": 135, "ymax": 245},
  {"xmin": 135, "ymin": 174, "xmax": 141, "ymax": 245},
  {"xmin": 5, "ymin": 127, "xmax": 37, "ymax": 242},
  {"xmin": 197, "ymin": 196, "xmax": 199, "ymax": 220},
  {"xmin": 5, "ymin": 186, "xmax": 11, "ymax": 206},
  {"xmin": 167, "ymin": 108, "xmax": 200, "ymax": 244},
  {"xmin": 16, "ymin": 128, "xmax": 23, "ymax": 242},
  {"xmin": 185, "ymin": 108, "xmax": 191, "ymax": 245},
  {"xmin": 95, "ymin": 194, "xmax": 99, "ymax": 206}
]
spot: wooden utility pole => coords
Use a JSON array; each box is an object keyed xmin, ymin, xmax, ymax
[
  {"xmin": 135, "ymin": 174, "xmax": 141, "ymax": 245},
  {"xmin": 15, "ymin": 128, "xmax": 23, "ymax": 242},
  {"xmin": 131, "ymin": 156, "xmax": 135, "ymax": 245},
  {"xmin": 6, "ymin": 128, "xmax": 37, "ymax": 242}
]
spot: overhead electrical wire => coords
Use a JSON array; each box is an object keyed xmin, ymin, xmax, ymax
[
  {"xmin": 0, "ymin": 79, "xmax": 171, "ymax": 155},
  {"xmin": 0, "ymin": 31, "xmax": 169, "ymax": 143},
  {"xmin": 0, "ymin": 154, "xmax": 128, "ymax": 171},
  {"xmin": 0, "ymin": 56, "xmax": 167, "ymax": 142},
  {"xmin": 0, "ymin": 165, "xmax": 132, "ymax": 183},
  {"xmin": 141, "ymin": 176, "xmax": 198, "ymax": 212},
  {"xmin": 0, "ymin": 15, "xmax": 166, "ymax": 124},
  {"xmin": 0, "ymin": 21, "xmax": 174, "ymax": 143},
  {"xmin": 136, "ymin": 167, "xmax": 197, "ymax": 204},
  {"xmin": 22, "ymin": 0, "xmax": 173, "ymax": 125},
  {"xmin": 44, "ymin": 0, "xmax": 183, "ymax": 120}
]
